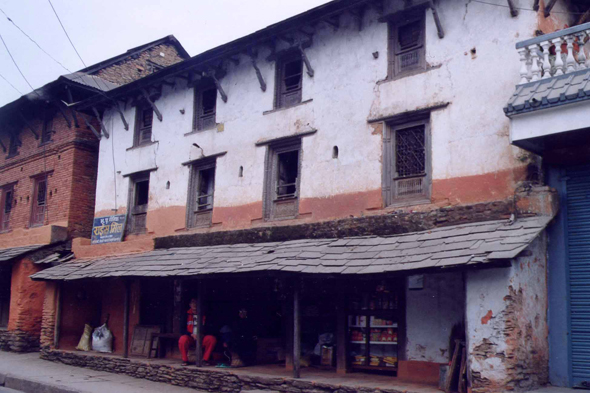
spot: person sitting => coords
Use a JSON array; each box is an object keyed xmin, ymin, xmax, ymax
[
  {"xmin": 178, "ymin": 298, "xmax": 217, "ymax": 366},
  {"xmin": 227, "ymin": 307, "xmax": 258, "ymax": 367}
]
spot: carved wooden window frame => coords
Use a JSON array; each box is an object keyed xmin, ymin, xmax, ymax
[
  {"xmin": 274, "ymin": 51, "xmax": 304, "ymax": 109},
  {"xmin": 127, "ymin": 172, "xmax": 150, "ymax": 234},
  {"xmin": 0, "ymin": 184, "xmax": 15, "ymax": 232},
  {"xmin": 30, "ymin": 175, "xmax": 48, "ymax": 228},
  {"xmin": 263, "ymin": 138, "xmax": 302, "ymax": 221},
  {"xmin": 133, "ymin": 102, "xmax": 154, "ymax": 147},
  {"xmin": 192, "ymin": 84, "xmax": 217, "ymax": 132},
  {"xmin": 388, "ymin": 12, "xmax": 426, "ymax": 79},
  {"xmin": 383, "ymin": 117, "xmax": 431, "ymax": 207},
  {"xmin": 186, "ymin": 157, "xmax": 216, "ymax": 229}
]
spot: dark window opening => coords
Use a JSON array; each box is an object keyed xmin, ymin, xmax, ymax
[
  {"xmin": 388, "ymin": 14, "xmax": 425, "ymax": 78},
  {"xmin": 129, "ymin": 174, "xmax": 150, "ymax": 234},
  {"xmin": 31, "ymin": 177, "xmax": 47, "ymax": 227},
  {"xmin": 275, "ymin": 54, "xmax": 303, "ymax": 109},
  {"xmin": 276, "ymin": 150, "xmax": 299, "ymax": 199},
  {"xmin": 333, "ymin": 146, "xmax": 339, "ymax": 159},
  {"xmin": 239, "ymin": 166, "xmax": 243, "ymax": 178},
  {"xmin": 1, "ymin": 187, "xmax": 13, "ymax": 231},
  {"xmin": 134, "ymin": 103, "xmax": 153, "ymax": 146},
  {"xmin": 8, "ymin": 134, "xmax": 18, "ymax": 157},
  {"xmin": 0, "ymin": 266, "xmax": 11, "ymax": 327},
  {"xmin": 197, "ymin": 167, "xmax": 215, "ymax": 211},
  {"xmin": 41, "ymin": 113, "xmax": 53, "ymax": 144},
  {"xmin": 193, "ymin": 86, "xmax": 217, "ymax": 131}
]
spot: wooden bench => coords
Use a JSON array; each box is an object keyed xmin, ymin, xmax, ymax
[{"xmin": 148, "ymin": 333, "xmax": 183, "ymax": 359}]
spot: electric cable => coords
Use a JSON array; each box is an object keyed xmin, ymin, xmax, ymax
[
  {"xmin": 46, "ymin": 0, "xmax": 86, "ymax": 67},
  {"xmin": 0, "ymin": 71, "xmax": 22, "ymax": 94},
  {"xmin": 0, "ymin": 31, "xmax": 36, "ymax": 92}
]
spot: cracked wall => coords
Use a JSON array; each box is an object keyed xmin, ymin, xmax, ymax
[{"xmin": 466, "ymin": 235, "xmax": 548, "ymax": 392}]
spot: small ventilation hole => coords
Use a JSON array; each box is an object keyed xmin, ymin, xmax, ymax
[
  {"xmin": 332, "ymin": 146, "xmax": 339, "ymax": 159},
  {"xmin": 166, "ymin": 181, "xmax": 170, "ymax": 189},
  {"xmin": 239, "ymin": 166, "xmax": 243, "ymax": 177}
]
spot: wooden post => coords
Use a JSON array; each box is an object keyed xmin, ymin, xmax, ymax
[
  {"xmin": 123, "ymin": 280, "xmax": 130, "ymax": 358},
  {"xmin": 173, "ymin": 279, "xmax": 183, "ymax": 335},
  {"xmin": 284, "ymin": 282, "xmax": 294, "ymax": 371},
  {"xmin": 195, "ymin": 280, "xmax": 203, "ymax": 367},
  {"xmin": 293, "ymin": 277, "xmax": 301, "ymax": 379},
  {"xmin": 336, "ymin": 287, "xmax": 347, "ymax": 374},
  {"xmin": 53, "ymin": 282, "xmax": 62, "ymax": 349}
]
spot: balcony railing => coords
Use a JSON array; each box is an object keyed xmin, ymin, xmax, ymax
[{"xmin": 516, "ymin": 22, "xmax": 590, "ymax": 85}]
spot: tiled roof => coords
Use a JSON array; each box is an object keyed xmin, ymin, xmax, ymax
[
  {"xmin": 0, "ymin": 244, "xmax": 47, "ymax": 262},
  {"xmin": 34, "ymin": 252, "xmax": 74, "ymax": 265},
  {"xmin": 31, "ymin": 216, "xmax": 552, "ymax": 281},
  {"xmin": 504, "ymin": 69, "xmax": 590, "ymax": 116}
]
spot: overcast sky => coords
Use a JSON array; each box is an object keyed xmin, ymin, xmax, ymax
[{"xmin": 0, "ymin": 0, "xmax": 330, "ymax": 107}]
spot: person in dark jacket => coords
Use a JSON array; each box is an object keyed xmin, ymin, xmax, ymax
[{"xmin": 228, "ymin": 307, "xmax": 258, "ymax": 366}]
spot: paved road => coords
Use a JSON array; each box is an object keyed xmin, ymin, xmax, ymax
[{"xmin": 0, "ymin": 351, "xmax": 202, "ymax": 393}]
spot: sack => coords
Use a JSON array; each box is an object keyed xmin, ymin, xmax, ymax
[
  {"xmin": 230, "ymin": 351, "xmax": 244, "ymax": 367},
  {"xmin": 91, "ymin": 323, "xmax": 113, "ymax": 353},
  {"xmin": 76, "ymin": 324, "xmax": 93, "ymax": 351}
]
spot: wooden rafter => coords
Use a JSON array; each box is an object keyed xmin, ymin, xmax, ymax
[
  {"xmin": 278, "ymin": 35, "xmax": 295, "ymax": 46},
  {"xmin": 83, "ymin": 115, "xmax": 101, "ymax": 140},
  {"xmin": 507, "ymin": 0, "xmax": 518, "ymax": 17},
  {"xmin": 322, "ymin": 17, "xmax": 339, "ymax": 30},
  {"xmin": 53, "ymin": 101, "xmax": 72, "ymax": 128},
  {"xmin": 114, "ymin": 102, "xmax": 129, "ymax": 131},
  {"xmin": 91, "ymin": 107, "xmax": 110, "ymax": 139},
  {"xmin": 298, "ymin": 27, "xmax": 314, "ymax": 39},
  {"xmin": 299, "ymin": 45, "xmax": 315, "ymax": 77},
  {"xmin": 141, "ymin": 89, "xmax": 163, "ymax": 122},
  {"xmin": 65, "ymin": 86, "xmax": 79, "ymax": 128},
  {"xmin": 18, "ymin": 112, "xmax": 39, "ymax": 140},
  {"xmin": 533, "ymin": 0, "xmax": 540, "ymax": 11},
  {"xmin": 207, "ymin": 70, "xmax": 228, "ymax": 103},
  {"xmin": 0, "ymin": 138, "xmax": 6, "ymax": 153},
  {"xmin": 430, "ymin": 1, "xmax": 445, "ymax": 39},
  {"xmin": 544, "ymin": 0, "xmax": 558, "ymax": 17},
  {"xmin": 250, "ymin": 56, "xmax": 267, "ymax": 92}
]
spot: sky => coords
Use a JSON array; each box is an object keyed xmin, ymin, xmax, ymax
[{"xmin": 0, "ymin": 0, "xmax": 330, "ymax": 107}]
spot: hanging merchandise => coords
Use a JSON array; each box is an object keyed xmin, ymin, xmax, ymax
[
  {"xmin": 75, "ymin": 324, "xmax": 93, "ymax": 351},
  {"xmin": 92, "ymin": 323, "xmax": 114, "ymax": 353}
]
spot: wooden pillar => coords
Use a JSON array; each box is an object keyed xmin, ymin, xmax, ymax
[
  {"xmin": 195, "ymin": 280, "xmax": 203, "ymax": 367},
  {"xmin": 293, "ymin": 277, "xmax": 301, "ymax": 379},
  {"xmin": 336, "ymin": 287, "xmax": 347, "ymax": 374},
  {"xmin": 123, "ymin": 280, "xmax": 130, "ymax": 358},
  {"xmin": 284, "ymin": 283, "xmax": 294, "ymax": 371},
  {"xmin": 173, "ymin": 279, "xmax": 183, "ymax": 335},
  {"xmin": 53, "ymin": 282, "xmax": 62, "ymax": 349}
]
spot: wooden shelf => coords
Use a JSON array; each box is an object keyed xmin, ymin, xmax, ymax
[
  {"xmin": 370, "ymin": 324, "xmax": 398, "ymax": 328},
  {"xmin": 369, "ymin": 341, "xmax": 397, "ymax": 345}
]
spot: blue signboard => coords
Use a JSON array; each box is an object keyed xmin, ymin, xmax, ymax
[{"xmin": 91, "ymin": 214, "xmax": 127, "ymax": 244}]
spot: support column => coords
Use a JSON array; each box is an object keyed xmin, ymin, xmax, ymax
[
  {"xmin": 53, "ymin": 282, "xmax": 62, "ymax": 349},
  {"xmin": 293, "ymin": 277, "xmax": 301, "ymax": 379},
  {"xmin": 123, "ymin": 280, "xmax": 130, "ymax": 358},
  {"xmin": 336, "ymin": 287, "xmax": 347, "ymax": 374},
  {"xmin": 195, "ymin": 280, "xmax": 203, "ymax": 367},
  {"xmin": 173, "ymin": 279, "xmax": 183, "ymax": 335}
]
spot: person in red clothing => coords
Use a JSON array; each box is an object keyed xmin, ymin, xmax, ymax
[{"xmin": 178, "ymin": 298, "xmax": 217, "ymax": 366}]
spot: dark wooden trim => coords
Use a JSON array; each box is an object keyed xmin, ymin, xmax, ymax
[
  {"xmin": 336, "ymin": 290, "xmax": 347, "ymax": 374},
  {"xmin": 64, "ymin": 86, "xmax": 80, "ymax": 128},
  {"xmin": 255, "ymin": 129, "xmax": 316, "ymax": 147},
  {"xmin": 54, "ymin": 282, "xmax": 62, "ymax": 349},
  {"xmin": 141, "ymin": 89, "xmax": 163, "ymax": 122},
  {"xmin": 544, "ymin": 0, "xmax": 558, "ymax": 17},
  {"xmin": 533, "ymin": 0, "xmax": 540, "ymax": 11},
  {"xmin": 195, "ymin": 281, "xmax": 203, "ymax": 367},
  {"xmin": 293, "ymin": 277, "xmax": 301, "ymax": 378},
  {"xmin": 83, "ymin": 116, "xmax": 102, "ymax": 140},
  {"xmin": 122, "ymin": 167, "xmax": 158, "ymax": 178},
  {"xmin": 92, "ymin": 107, "xmax": 110, "ymax": 139},
  {"xmin": 181, "ymin": 152, "xmax": 226, "ymax": 167},
  {"xmin": 367, "ymin": 102, "xmax": 449, "ymax": 124},
  {"xmin": 250, "ymin": 57, "xmax": 267, "ymax": 92},
  {"xmin": 506, "ymin": 0, "xmax": 518, "ymax": 17},
  {"xmin": 430, "ymin": 1, "xmax": 445, "ymax": 38},
  {"xmin": 123, "ymin": 279, "xmax": 130, "ymax": 358},
  {"xmin": 299, "ymin": 45, "xmax": 314, "ymax": 77}
]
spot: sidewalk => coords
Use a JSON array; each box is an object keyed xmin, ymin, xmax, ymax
[{"xmin": 0, "ymin": 351, "xmax": 201, "ymax": 393}]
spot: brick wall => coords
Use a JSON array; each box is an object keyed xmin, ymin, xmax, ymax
[
  {"xmin": 0, "ymin": 112, "xmax": 99, "ymax": 242},
  {"xmin": 93, "ymin": 44, "xmax": 185, "ymax": 85}
]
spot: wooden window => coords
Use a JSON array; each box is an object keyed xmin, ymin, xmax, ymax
[
  {"xmin": 383, "ymin": 118, "xmax": 431, "ymax": 206},
  {"xmin": 263, "ymin": 138, "xmax": 302, "ymax": 220},
  {"xmin": 388, "ymin": 13, "xmax": 426, "ymax": 78},
  {"xmin": 275, "ymin": 53, "xmax": 303, "ymax": 109},
  {"xmin": 7, "ymin": 133, "xmax": 19, "ymax": 157},
  {"xmin": 128, "ymin": 173, "xmax": 150, "ymax": 234},
  {"xmin": 30, "ymin": 176, "xmax": 48, "ymax": 227},
  {"xmin": 0, "ymin": 185, "xmax": 14, "ymax": 232},
  {"xmin": 41, "ymin": 112, "xmax": 53, "ymax": 144},
  {"xmin": 0, "ymin": 265, "xmax": 10, "ymax": 328},
  {"xmin": 193, "ymin": 86, "xmax": 217, "ymax": 131},
  {"xmin": 186, "ymin": 159, "xmax": 216, "ymax": 229},
  {"xmin": 134, "ymin": 103, "xmax": 153, "ymax": 146}
]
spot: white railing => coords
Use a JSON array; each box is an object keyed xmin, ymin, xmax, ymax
[{"xmin": 516, "ymin": 22, "xmax": 590, "ymax": 84}]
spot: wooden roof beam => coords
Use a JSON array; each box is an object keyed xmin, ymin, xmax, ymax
[
  {"xmin": 430, "ymin": 1, "xmax": 445, "ymax": 39},
  {"xmin": 53, "ymin": 101, "xmax": 72, "ymax": 129},
  {"xmin": 83, "ymin": 115, "xmax": 102, "ymax": 140},
  {"xmin": 249, "ymin": 55, "xmax": 267, "ymax": 92},
  {"xmin": 299, "ymin": 45, "xmax": 314, "ymax": 77},
  {"xmin": 141, "ymin": 89, "xmax": 163, "ymax": 122},
  {"xmin": 207, "ymin": 69, "xmax": 228, "ymax": 103},
  {"xmin": 91, "ymin": 107, "xmax": 110, "ymax": 139},
  {"xmin": 544, "ymin": 0, "xmax": 558, "ymax": 17},
  {"xmin": 18, "ymin": 112, "xmax": 39, "ymax": 140}
]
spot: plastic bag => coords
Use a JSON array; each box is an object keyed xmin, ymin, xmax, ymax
[
  {"xmin": 75, "ymin": 324, "xmax": 93, "ymax": 351},
  {"xmin": 91, "ymin": 323, "xmax": 113, "ymax": 353}
]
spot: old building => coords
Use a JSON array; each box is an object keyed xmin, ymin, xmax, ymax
[
  {"xmin": 29, "ymin": 1, "xmax": 587, "ymax": 392},
  {"xmin": 0, "ymin": 35, "xmax": 189, "ymax": 352}
]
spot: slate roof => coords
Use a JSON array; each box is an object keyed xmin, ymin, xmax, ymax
[
  {"xmin": 61, "ymin": 73, "xmax": 120, "ymax": 92},
  {"xmin": 0, "ymin": 244, "xmax": 47, "ymax": 262},
  {"xmin": 35, "ymin": 252, "xmax": 74, "ymax": 265},
  {"xmin": 31, "ymin": 216, "xmax": 552, "ymax": 281},
  {"xmin": 504, "ymin": 69, "xmax": 590, "ymax": 116}
]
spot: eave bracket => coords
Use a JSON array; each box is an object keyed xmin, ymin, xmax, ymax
[
  {"xmin": 299, "ymin": 45, "xmax": 314, "ymax": 77},
  {"xmin": 141, "ymin": 89, "xmax": 163, "ymax": 122},
  {"xmin": 91, "ymin": 107, "xmax": 110, "ymax": 139}
]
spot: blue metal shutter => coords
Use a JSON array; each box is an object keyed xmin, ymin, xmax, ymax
[{"xmin": 566, "ymin": 164, "xmax": 590, "ymax": 388}]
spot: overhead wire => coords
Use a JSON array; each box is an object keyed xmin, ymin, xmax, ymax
[
  {"xmin": 46, "ymin": 0, "xmax": 86, "ymax": 67},
  {"xmin": 0, "ymin": 31, "xmax": 36, "ymax": 92},
  {"xmin": 0, "ymin": 71, "xmax": 23, "ymax": 94}
]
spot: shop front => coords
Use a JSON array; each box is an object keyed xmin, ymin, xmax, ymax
[{"xmin": 32, "ymin": 216, "xmax": 551, "ymax": 393}]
